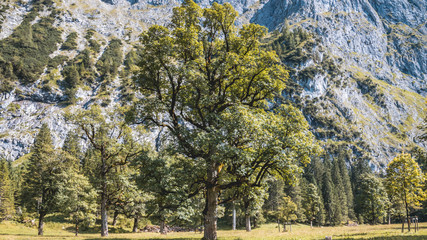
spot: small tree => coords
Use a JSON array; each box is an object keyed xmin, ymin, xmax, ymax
[
  {"xmin": 278, "ymin": 196, "xmax": 297, "ymax": 232},
  {"xmin": 56, "ymin": 164, "xmax": 97, "ymax": 236},
  {"xmin": 302, "ymin": 183, "xmax": 322, "ymax": 228},
  {"xmin": 386, "ymin": 153, "xmax": 425, "ymax": 232}
]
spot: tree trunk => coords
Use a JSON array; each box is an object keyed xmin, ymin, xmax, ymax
[
  {"xmin": 160, "ymin": 220, "xmax": 167, "ymax": 234},
  {"xmin": 401, "ymin": 217, "xmax": 404, "ymax": 233},
  {"xmin": 277, "ymin": 219, "xmax": 280, "ymax": 232},
  {"xmin": 388, "ymin": 213, "xmax": 391, "ymax": 225},
  {"xmin": 310, "ymin": 220, "xmax": 313, "ymax": 229},
  {"xmin": 38, "ymin": 213, "xmax": 45, "ymax": 236},
  {"xmin": 405, "ymin": 198, "xmax": 411, "ymax": 232},
  {"xmin": 133, "ymin": 217, "xmax": 139, "ymax": 233},
  {"xmin": 290, "ymin": 221, "xmax": 292, "ymax": 232},
  {"xmin": 112, "ymin": 210, "xmax": 119, "ymax": 226},
  {"xmin": 101, "ymin": 156, "xmax": 109, "ymax": 237},
  {"xmin": 283, "ymin": 222, "xmax": 286, "ymax": 232},
  {"xmin": 100, "ymin": 187, "xmax": 109, "ymax": 237},
  {"xmin": 75, "ymin": 217, "xmax": 79, "ymax": 236},
  {"xmin": 203, "ymin": 163, "xmax": 218, "ymax": 240},
  {"xmin": 232, "ymin": 202, "xmax": 236, "ymax": 230},
  {"xmin": 245, "ymin": 213, "xmax": 251, "ymax": 232}
]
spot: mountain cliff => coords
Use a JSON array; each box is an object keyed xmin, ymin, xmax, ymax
[{"xmin": 0, "ymin": 0, "xmax": 425, "ymax": 168}]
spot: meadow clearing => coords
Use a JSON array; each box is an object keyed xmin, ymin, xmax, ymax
[{"xmin": 0, "ymin": 220, "xmax": 426, "ymax": 240}]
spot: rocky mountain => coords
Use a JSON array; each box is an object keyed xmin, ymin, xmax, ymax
[{"xmin": 0, "ymin": 0, "xmax": 425, "ymax": 169}]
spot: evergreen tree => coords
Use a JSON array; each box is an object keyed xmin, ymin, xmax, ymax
[
  {"xmin": 337, "ymin": 148, "xmax": 355, "ymax": 220},
  {"xmin": 322, "ymin": 158, "xmax": 340, "ymax": 225},
  {"xmin": 0, "ymin": 159, "xmax": 14, "ymax": 220},
  {"xmin": 355, "ymin": 173, "xmax": 388, "ymax": 224},
  {"xmin": 62, "ymin": 131, "xmax": 82, "ymax": 163},
  {"xmin": 351, "ymin": 156, "xmax": 372, "ymax": 223},
  {"xmin": 22, "ymin": 124, "xmax": 68, "ymax": 235},
  {"xmin": 56, "ymin": 163, "xmax": 97, "ymax": 236},
  {"xmin": 332, "ymin": 158, "xmax": 347, "ymax": 222},
  {"xmin": 285, "ymin": 180, "xmax": 305, "ymax": 222},
  {"xmin": 302, "ymin": 182, "xmax": 323, "ymax": 228}
]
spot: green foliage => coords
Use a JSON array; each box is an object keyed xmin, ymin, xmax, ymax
[
  {"xmin": 355, "ymin": 76, "xmax": 386, "ymax": 108},
  {"xmin": 132, "ymin": 2, "xmax": 320, "ymax": 238},
  {"xmin": 267, "ymin": 24, "xmax": 312, "ymax": 64},
  {"xmin": 0, "ymin": 8, "xmax": 62, "ymax": 88},
  {"xmin": 278, "ymin": 196, "xmax": 297, "ymax": 226},
  {"xmin": 55, "ymin": 160, "xmax": 97, "ymax": 235},
  {"xmin": 47, "ymin": 55, "xmax": 69, "ymax": 70},
  {"xmin": 0, "ymin": 159, "xmax": 14, "ymax": 221},
  {"xmin": 61, "ymin": 32, "xmax": 78, "ymax": 50},
  {"xmin": 96, "ymin": 39, "xmax": 122, "ymax": 78},
  {"xmin": 386, "ymin": 153, "xmax": 425, "ymax": 231},
  {"xmin": 321, "ymin": 158, "xmax": 341, "ymax": 225},
  {"xmin": 67, "ymin": 104, "xmax": 143, "ymax": 237},
  {"xmin": 302, "ymin": 182, "xmax": 324, "ymax": 226},
  {"xmin": 21, "ymin": 124, "xmax": 73, "ymax": 235},
  {"xmin": 355, "ymin": 173, "xmax": 388, "ymax": 224}
]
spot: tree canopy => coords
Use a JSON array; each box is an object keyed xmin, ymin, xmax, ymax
[{"xmin": 131, "ymin": 1, "xmax": 320, "ymax": 239}]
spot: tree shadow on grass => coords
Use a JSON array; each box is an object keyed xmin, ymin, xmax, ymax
[
  {"xmin": 335, "ymin": 235, "xmax": 427, "ymax": 240},
  {"xmin": 85, "ymin": 238, "xmax": 200, "ymax": 240}
]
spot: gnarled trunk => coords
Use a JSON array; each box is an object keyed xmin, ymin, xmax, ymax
[
  {"xmin": 160, "ymin": 220, "xmax": 167, "ymax": 234},
  {"xmin": 112, "ymin": 210, "xmax": 119, "ymax": 226}
]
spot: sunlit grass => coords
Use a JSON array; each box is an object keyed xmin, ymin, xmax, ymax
[{"xmin": 0, "ymin": 220, "xmax": 426, "ymax": 239}]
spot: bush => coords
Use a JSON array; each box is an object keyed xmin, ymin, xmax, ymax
[{"xmin": 60, "ymin": 32, "xmax": 78, "ymax": 50}]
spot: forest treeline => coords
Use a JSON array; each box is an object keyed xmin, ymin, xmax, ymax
[{"xmin": 0, "ymin": 1, "xmax": 426, "ymax": 240}]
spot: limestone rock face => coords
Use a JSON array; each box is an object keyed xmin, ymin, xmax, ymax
[{"xmin": 0, "ymin": 0, "xmax": 425, "ymax": 167}]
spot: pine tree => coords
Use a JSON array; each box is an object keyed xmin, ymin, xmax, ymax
[{"xmin": 0, "ymin": 159, "xmax": 14, "ymax": 220}]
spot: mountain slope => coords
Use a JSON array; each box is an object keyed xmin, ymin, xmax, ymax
[{"xmin": 0, "ymin": 0, "xmax": 425, "ymax": 167}]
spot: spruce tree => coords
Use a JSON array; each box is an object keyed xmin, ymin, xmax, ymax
[
  {"xmin": 302, "ymin": 182, "xmax": 322, "ymax": 228},
  {"xmin": 355, "ymin": 173, "xmax": 388, "ymax": 224},
  {"xmin": 322, "ymin": 158, "xmax": 340, "ymax": 225},
  {"xmin": 337, "ymin": 148, "xmax": 355, "ymax": 220},
  {"xmin": 0, "ymin": 159, "xmax": 14, "ymax": 220},
  {"xmin": 352, "ymin": 157, "xmax": 372, "ymax": 223},
  {"xmin": 332, "ymin": 158, "xmax": 347, "ymax": 222},
  {"xmin": 22, "ymin": 124, "xmax": 66, "ymax": 235}
]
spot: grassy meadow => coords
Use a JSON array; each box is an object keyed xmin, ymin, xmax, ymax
[{"xmin": 0, "ymin": 220, "xmax": 426, "ymax": 240}]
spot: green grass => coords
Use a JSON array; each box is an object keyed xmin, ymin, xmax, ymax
[{"xmin": 0, "ymin": 221, "xmax": 426, "ymax": 240}]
